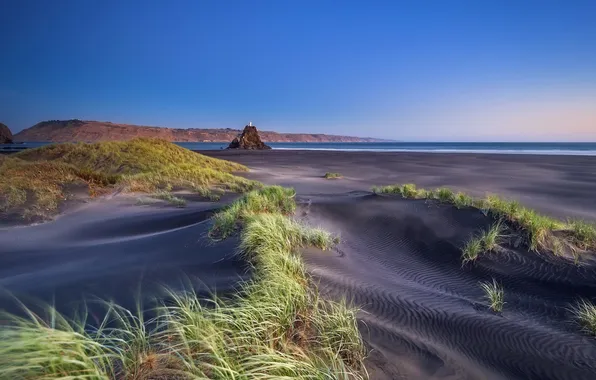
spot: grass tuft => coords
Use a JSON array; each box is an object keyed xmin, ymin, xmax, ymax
[
  {"xmin": 462, "ymin": 238, "xmax": 483, "ymax": 264},
  {"xmin": 152, "ymin": 192, "xmax": 186, "ymax": 207},
  {"xmin": 210, "ymin": 186, "xmax": 296, "ymax": 239},
  {"xmin": 571, "ymin": 299, "xmax": 596, "ymax": 336},
  {"xmin": 323, "ymin": 172, "xmax": 342, "ymax": 179},
  {"xmin": 433, "ymin": 187, "xmax": 455, "ymax": 203},
  {"xmin": 461, "ymin": 222, "xmax": 504, "ymax": 264},
  {"xmin": 479, "ymin": 279, "xmax": 505, "ymax": 312}
]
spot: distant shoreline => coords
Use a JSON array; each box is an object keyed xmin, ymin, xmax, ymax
[{"xmin": 4, "ymin": 141, "xmax": 596, "ymax": 156}]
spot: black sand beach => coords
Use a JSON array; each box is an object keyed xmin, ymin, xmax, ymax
[
  {"xmin": 200, "ymin": 150, "xmax": 596, "ymax": 380},
  {"xmin": 2, "ymin": 150, "xmax": 596, "ymax": 379}
]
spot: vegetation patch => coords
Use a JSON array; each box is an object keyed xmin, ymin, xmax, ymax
[
  {"xmin": 571, "ymin": 299, "xmax": 596, "ymax": 336},
  {"xmin": 0, "ymin": 186, "xmax": 367, "ymax": 379},
  {"xmin": 461, "ymin": 222, "xmax": 505, "ymax": 264},
  {"xmin": 480, "ymin": 279, "xmax": 505, "ymax": 312},
  {"xmin": 151, "ymin": 192, "xmax": 186, "ymax": 207},
  {"xmin": 324, "ymin": 172, "xmax": 343, "ymax": 179},
  {"xmin": 373, "ymin": 183, "xmax": 596, "ymax": 260},
  {"xmin": 0, "ymin": 138, "xmax": 260, "ymax": 222}
]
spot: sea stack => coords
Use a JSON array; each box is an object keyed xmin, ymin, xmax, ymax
[
  {"xmin": 227, "ymin": 123, "xmax": 271, "ymax": 150},
  {"xmin": 0, "ymin": 123, "xmax": 13, "ymax": 144}
]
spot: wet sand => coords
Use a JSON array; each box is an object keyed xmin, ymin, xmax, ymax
[{"xmin": 2, "ymin": 150, "xmax": 596, "ymax": 379}]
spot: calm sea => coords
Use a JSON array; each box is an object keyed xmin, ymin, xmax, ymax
[{"xmin": 3, "ymin": 142, "xmax": 596, "ymax": 155}]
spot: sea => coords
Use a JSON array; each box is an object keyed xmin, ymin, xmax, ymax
[{"xmin": 2, "ymin": 141, "xmax": 596, "ymax": 155}]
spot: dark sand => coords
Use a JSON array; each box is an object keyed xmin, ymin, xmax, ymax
[
  {"xmin": 199, "ymin": 150, "xmax": 596, "ymax": 380},
  {"xmin": 0, "ymin": 196, "xmax": 248, "ymax": 316},
  {"xmin": 2, "ymin": 150, "xmax": 596, "ymax": 379}
]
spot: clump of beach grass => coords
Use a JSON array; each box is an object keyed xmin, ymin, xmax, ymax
[
  {"xmin": 479, "ymin": 279, "xmax": 505, "ymax": 312},
  {"xmin": 0, "ymin": 185, "xmax": 367, "ymax": 379},
  {"xmin": 453, "ymin": 192, "xmax": 474, "ymax": 209},
  {"xmin": 461, "ymin": 238, "xmax": 483, "ymax": 264},
  {"xmin": 571, "ymin": 299, "xmax": 596, "ymax": 336},
  {"xmin": 461, "ymin": 222, "xmax": 505, "ymax": 264},
  {"xmin": 568, "ymin": 220, "xmax": 596, "ymax": 250},
  {"xmin": 324, "ymin": 172, "xmax": 342, "ymax": 179},
  {"xmin": 210, "ymin": 185, "xmax": 297, "ymax": 239},
  {"xmin": 0, "ymin": 138, "xmax": 260, "ymax": 221},
  {"xmin": 152, "ymin": 192, "xmax": 186, "ymax": 207},
  {"xmin": 373, "ymin": 183, "xmax": 596, "ymax": 258}
]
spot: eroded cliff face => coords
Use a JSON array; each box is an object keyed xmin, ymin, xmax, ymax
[
  {"xmin": 0, "ymin": 123, "xmax": 13, "ymax": 144},
  {"xmin": 13, "ymin": 120, "xmax": 385, "ymax": 143}
]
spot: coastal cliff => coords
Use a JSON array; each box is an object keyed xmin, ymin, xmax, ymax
[
  {"xmin": 13, "ymin": 120, "xmax": 385, "ymax": 143},
  {"xmin": 0, "ymin": 123, "xmax": 13, "ymax": 144}
]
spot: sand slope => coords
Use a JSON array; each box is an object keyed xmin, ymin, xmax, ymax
[
  {"xmin": 200, "ymin": 150, "xmax": 596, "ymax": 380},
  {"xmin": 0, "ymin": 197, "xmax": 247, "ymax": 315},
  {"xmin": 295, "ymin": 193, "xmax": 596, "ymax": 380}
]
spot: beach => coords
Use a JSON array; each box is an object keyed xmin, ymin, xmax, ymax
[
  {"xmin": 2, "ymin": 149, "xmax": 596, "ymax": 379},
  {"xmin": 200, "ymin": 150, "xmax": 596, "ymax": 380}
]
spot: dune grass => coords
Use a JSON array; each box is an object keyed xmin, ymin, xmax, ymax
[
  {"xmin": 324, "ymin": 172, "xmax": 343, "ymax": 179},
  {"xmin": 373, "ymin": 183, "xmax": 596, "ymax": 258},
  {"xmin": 152, "ymin": 191, "xmax": 187, "ymax": 207},
  {"xmin": 461, "ymin": 222, "xmax": 505, "ymax": 263},
  {"xmin": 571, "ymin": 299, "xmax": 596, "ymax": 336},
  {"xmin": 479, "ymin": 279, "xmax": 505, "ymax": 312},
  {"xmin": 0, "ymin": 138, "xmax": 260, "ymax": 221},
  {"xmin": 0, "ymin": 186, "xmax": 367, "ymax": 379}
]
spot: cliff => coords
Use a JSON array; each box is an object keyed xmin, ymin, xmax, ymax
[
  {"xmin": 0, "ymin": 123, "xmax": 13, "ymax": 144},
  {"xmin": 13, "ymin": 120, "xmax": 385, "ymax": 143}
]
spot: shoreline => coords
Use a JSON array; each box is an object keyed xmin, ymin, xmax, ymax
[{"xmin": 199, "ymin": 149, "xmax": 596, "ymax": 221}]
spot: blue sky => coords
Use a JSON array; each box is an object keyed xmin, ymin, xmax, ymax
[{"xmin": 1, "ymin": 0, "xmax": 595, "ymax": 140}]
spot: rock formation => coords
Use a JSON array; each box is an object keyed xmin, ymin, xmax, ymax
[
  {"xmin": 0, "ymin": 123, "xmax": 13, "ymax": 144},
  {"xmin": 227, "ymin": 125, "xmax": 272, "ymax": 150}
]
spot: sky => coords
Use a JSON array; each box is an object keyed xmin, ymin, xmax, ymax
[{"xmin": 1, "ymin": 0, "xmax": 595, "ymax": 141}]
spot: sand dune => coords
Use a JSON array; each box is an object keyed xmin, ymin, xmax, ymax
[
  {"xmin": 201, "ymin": 150, "xmax": 596, "ymax": 380},
  {"xmin": 2, "ymin": 150, "xmax": 596, "ymax": 379},
  {"xmin": 298, "ymin": 193, "xmax": 596, "ymax": 380},
  {"xmin": 0, "ymin": 197, "xmax": 248, "ymax": 315}
]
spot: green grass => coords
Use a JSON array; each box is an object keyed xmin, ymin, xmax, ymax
[
  {"xmin": 0, "ymin": 186, "xmax": 367, "ymax": 379},
  {"xmin": 152, "ymin": 191, "xmax": 186, "ymax": 207},
  {"xmin": 461, "ymin": 237, "xmax": 483, "ymax": 264},
  {"xmin": 0, "ymin": 138, "xmax": 260, "ymax": 221},
  {"xmin": 210, "ymin": 185, "xmax": 297, "ymax": 239},
  {"xmin": 373, "ymin": 183, "xmax": 596, "ymax": 258},
  {"xmin": 571, "ymin": 299, "xmax": 596, "ymax": 336},
  {"xmin": 324, "ymin": 172, "xmax": 343, "ymax": 179},
  {"xmin": 461, "ymin": 222, "xmax": 505, "ymax": 263},
  {"xmin": 479, "ymin": 279, "xmax": 505, "ymax": 312}
]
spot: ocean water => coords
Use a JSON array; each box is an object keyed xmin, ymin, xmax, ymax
[{"xmin": 3, "ymin": 141, "xmax": 596, "ymax": 155}]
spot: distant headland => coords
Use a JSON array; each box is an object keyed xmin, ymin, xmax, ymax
[{"xmin": 12, "ymin": 119, "xmax": 387, "ymax": 143}]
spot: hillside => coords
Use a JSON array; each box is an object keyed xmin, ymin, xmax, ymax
[{"xmin": 14, "ymin": 120, "xmax": 385, "ymax": 143}]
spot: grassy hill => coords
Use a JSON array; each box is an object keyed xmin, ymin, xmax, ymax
[{"xmin": 0, "ymin": 138, "xmax": 260, "ymax": 222}]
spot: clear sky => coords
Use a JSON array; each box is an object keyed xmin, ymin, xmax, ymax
[{"xmin": 1, "ymin": 0, "xmax": 595, "ymax": 141}]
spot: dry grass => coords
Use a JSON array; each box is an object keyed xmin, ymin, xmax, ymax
[
  {"xmin": 373, "ymin": 183, "xmax": 596, "ymax": 259},
  {"xmin": 1, "ymin": 139, "xmax": 260, "ymax": 222},
  {"xmin": 324, "ymin": 172, "xmax": 343, "ymax": 179}
]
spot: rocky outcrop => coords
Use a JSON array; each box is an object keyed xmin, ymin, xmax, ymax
[
  {"xmin": 227, "ymin": 125, "xmax": 271, "ymax": 150},
  {"xmin": 0, "ymin": 123, "xmax": 13, "ymax": 144},
  {"xmin": 13, "ymin": 119, "xmax": 388, "ymax": 143}
]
